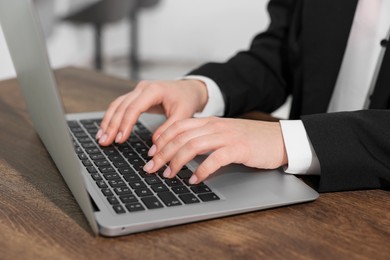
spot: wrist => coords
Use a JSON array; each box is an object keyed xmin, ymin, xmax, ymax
[
  {"xmin": 182, "ymin": 79, "xmax": 209, "ymax": 113},
  {"xmin": 281, "ymin": 140, "xmax": 288, "ymax": 167},
  {"xmin": 276, "ymin": 122, "xmax": 289, "ymax": 167}
]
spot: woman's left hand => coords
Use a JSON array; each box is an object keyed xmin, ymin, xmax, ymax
[{"xmin": 143, "ymin": 117, "xmax": 288, "ymax": 184}]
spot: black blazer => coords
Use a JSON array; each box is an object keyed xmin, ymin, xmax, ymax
[{"xmin": 189, "ymin": 0, "xmax": 390, "ymax": 192}]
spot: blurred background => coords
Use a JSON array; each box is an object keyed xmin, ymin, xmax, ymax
[{"xmin": 0, "ymin": 0, "xmax": 268, "ymax": 81}]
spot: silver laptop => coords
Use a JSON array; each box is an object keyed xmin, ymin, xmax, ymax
[{"xmin": 0, "ymin": 0, "xmax": 318, "ymax": 236}]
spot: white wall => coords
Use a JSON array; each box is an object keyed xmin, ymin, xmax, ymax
[{"xmin": 0, "ymin": 0, "xmax": 269, "ymax": 80}]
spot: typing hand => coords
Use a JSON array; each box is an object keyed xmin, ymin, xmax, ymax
[
  {"xmin": 143, "ymin": 117, "xmax": 288, "ymax": 184},
  {"xmin": 96, "ymin": 79, "xmax": 208, "ymax": 146}
]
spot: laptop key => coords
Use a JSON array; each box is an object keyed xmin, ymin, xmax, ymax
[
  {"xmin": 145, "ymin": 176, "xmax": 162, "ymax": 185},
  {"xmin": 114, "ymin": 187, "xmax": 133, "ymax": 195},
  {"xmin": 82, "ymin": 123, "xmax": 96, "ymax": 130},
  {"xmin": 82, "ymin": 160, "xmax": 93, "ymax": 167},
  {"xmin": 70, "ymin": 127, "xmax": 84, "ymax": 133},
  {"xmin": 171, "ymin": 186, "xmax": 190, "ymax": 194},
  {"xmin": 109, "ymin": 180, "xmax": 127, "ymax": 188},
  {"xmin": 135, "ymin": 188, "xmax": 154, "ymax": 197},
  {"xmin": 82, "ymin": 142, "xmax": 96, "ymax": 149},
  {"xmin": 96, "ymin": 180, "xmax": 108, "ymax": 189},
  {"xmin": 179, "ymin": 193, "xmax": 200, "ymax": 204},
  {"xmin": 130, "ymin": 159, "xmax": 144, "ymax": 167},
  {"xmin": 140, "ymin": 153, "xmax": 150, "ymax": 160},
  {"xmin": 137, "ymin": 170, "xmax": 151, "ymax": 179},
  {"xmin": 151, "ymin": 184, "xmax": 169, "ymax": 193},
  {"xmin": 103, "ymin": 173, "xmax": 120, "ymax": 180},
  {"xmin": 118, "ymin": 167, "xmax": 135, "ymax": 175},
  {"xmin": 125, "ymin": 203, "xmax": 145, "ymax": 212},
  {"xmin": 86, "ymin": 166, "xmax": 97, "ymax": 173},
  {"xmin": 94, "ymin": 159, "xmax": 110, "ymax": 167},
  {"xmin": 113, "ymin": 161, "xmax": 130, "ymax": 168},
  {"xmin": 75, "ymin": 147, "xmax": 84, "ymax": 154},
  {"xmin": 78, "ymin": 137, "xmax": 92, "ymax": 143},
  {"xmin": 101, "ymin": 188, "xmax": 113, "ymax": 196},
  {"xmin": 129, "ymin": 181, "xmax": 146, "ymax": 189},
  {"xmin": 91, "ymin": 172, "xmax": 103, "ymax": 181},
  {"xmin": 107, "ymin": 196, "xmax": 119, "ymax": 205},
  {"xmin": 78, "ymin": 153, "xmax": 88, "ymax": 160},
  {"xmin": 198, "ymin": 193, "xmax": 220, "ymax": 202},
  {"xmin": 158, "ymin": 192, "xmax": 182, "ymax": 207},
  {"xmin": 135, "ymin": 147, "xmax": 148, "ymax": 154},
  {"xmin": 74, "ymin": 132, "xmax": 88, "ymax": 138},
  {"xmin": 123, "ymin": 173, "xmax": 141, "ymax": 182},
  {"xmin": 99, "ymin": 166, "xmax": 115, "ymax": 173},
  {"xmin": 67, "ymin": 120, "xmax": 79, "ymax": 127},
  {"xmin": 117, "ymin": 143, "xmax": 132, "ymax": 151},
  {"xmin": 85, "ymin": 148, "xmax": 100, "ymax": 154},
  {"xmin": 190, "ymin": 185, "xmax": 212, "ymax": 194},
  {"xmin": 86, "ymin": 128, "xmax": 98, "ymax": 136},
  {"xmin": 80, "ymin": 119, "xmax": 96, "ymax": 125},
  {"xmin": 131, "ymin": 141, "xmax": 146, "ymax": 150},
  {"xmin": 108, "ymin": 154, "xmax": 124, "ymax": 162},
  {"xmin": 123, "ymin": 151, "xmax": 139, "ymax": 160},
  {"xmin": 90, "ymin": 153, "xmax": 105, "ymax": 160},
  {"xmin": 177, "ymin": 169, "xmax": 193, "ymax": 179},
  {"xmin": 101, "ymin": 147, "xmax": 118, "ymax": 156},
  {"xmin": 122, "ymin": 174, "xmax": 141, "ymax": 182},
  {"xmin": 113, "ymin": 205, "xmax": 126, "ymax": 214},
  {"xmin": 165, "ymin": 178, "xmax": 182, "ymax": 187},
  {"xmin": 142, "ymin": 196, "xmax": 164, "ymax": 209},
  {"xmin": 120, "ymin": 194, "xmax": 138, "ymax": 204}
]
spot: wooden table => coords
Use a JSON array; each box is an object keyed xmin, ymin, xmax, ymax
[{"xmin": 0, "ymin": 67, "xmax": 388, "ymax": 259}]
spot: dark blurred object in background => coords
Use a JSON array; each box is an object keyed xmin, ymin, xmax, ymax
[{"xmin": 63, "ymin": 0, "xmax": 160, "ymax": 79}]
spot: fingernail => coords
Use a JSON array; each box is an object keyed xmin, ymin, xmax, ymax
[
  {"xmin": 96, "ymin": 129, "xmax": 103, "ymax": 139},
  {"xmin": 163, "ymin": 167, "xmax": 171, "ymax": 178},
  {"xmin": 148, "ymin": 145, "xmax": 157, "ymax": 157},
  {"xmin": 99, "ymin": 134, "xmax": 107, "ymax": 144},
  {"xmin": 143, "ymin": 160, "xmax": 154, "ymax": 172},
  {"xmin": 189, "ymin": 174, "xmax": 198, "ymax": 185},
  {"xmin": 115, "ymin": 132, "xmax": 123, "ymax": 143}
]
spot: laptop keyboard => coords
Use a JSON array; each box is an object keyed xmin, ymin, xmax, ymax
[{"xmin": 67, "ymin": 118, "xmax": 219, "ymax": 214}]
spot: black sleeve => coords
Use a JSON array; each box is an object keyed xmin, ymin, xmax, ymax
[
  {"xmin": 302, "ymin": 110, "xmax": 390, "ymax": 192},
  {"xmin": 188, "ymin": 0, "xmax": 298, "ymax": 117}
]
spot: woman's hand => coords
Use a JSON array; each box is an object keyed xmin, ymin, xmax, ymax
[
  {"xmin": 143, "ymin": 117, "xmax": 288, "ymax": 184},
  {"xmin": 96, "ymin": 79, "xmax": 208, "ymax": 145}
]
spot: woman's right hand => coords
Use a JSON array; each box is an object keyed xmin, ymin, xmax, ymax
[{"xmin": 96, "ymin": 79, "xmax": 209, "ymax": 146}]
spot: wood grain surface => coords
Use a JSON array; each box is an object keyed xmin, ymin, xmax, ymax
[{"xmin": 0, "ymin": 67, "xmax": 388, "ymax": 260}]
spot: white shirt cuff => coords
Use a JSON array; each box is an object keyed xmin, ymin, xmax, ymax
[
  {"xmin": 279, "ymin": 120, "xmax": 320, "ymax": 175},
  {"xmin": 181, "ymin": 75, "xmax": 225, "ymax": 117}
]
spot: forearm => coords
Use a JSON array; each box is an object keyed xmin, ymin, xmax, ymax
[{"xmin": 302, "ymin": 110, "xmax": 390, "ymax": 192}]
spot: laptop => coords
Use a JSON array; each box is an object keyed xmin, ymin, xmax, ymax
[{"xmin": 0, "ymin": 0, "xmax": 318, "ymax": 236}]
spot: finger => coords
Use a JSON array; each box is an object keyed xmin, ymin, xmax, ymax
[
  {"xmin": 98, "ymin": 93, "xmax": 142, "ymax": 145},
  {"xmin": 97, "ymin": 94, "xmax": 128, "ymax": 139},
  {"xmin": 152, "ymin": 118, "xmax": 209, "ymax": 153},
  {"xmin": 149, "ymin": 127, "xmax": 221, "ymax": 176},
  {"xmin": 152, "ymin": 108, "xmax": 197, "ymax": 143},
  {"xmin": 97, "ymin": 81, "xmax": 148, "ymax": 143},
  {"xmin": 99, "ymin": 85, "xmax": 164, "ymax": 145},
  {"xmin": 165, "ymin": 133, "xmax": 225, "ymax": 178},
  {"xmin": 190, "ymin": 147, "xmax": 234, "ymax": 184},
  {"xmin": 114, "ymin": 87, "xmax": 167, "ymax": 143},
  {"xmin": 144, "ymin": 119, "xmax": 210, "ymax": 173}
]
